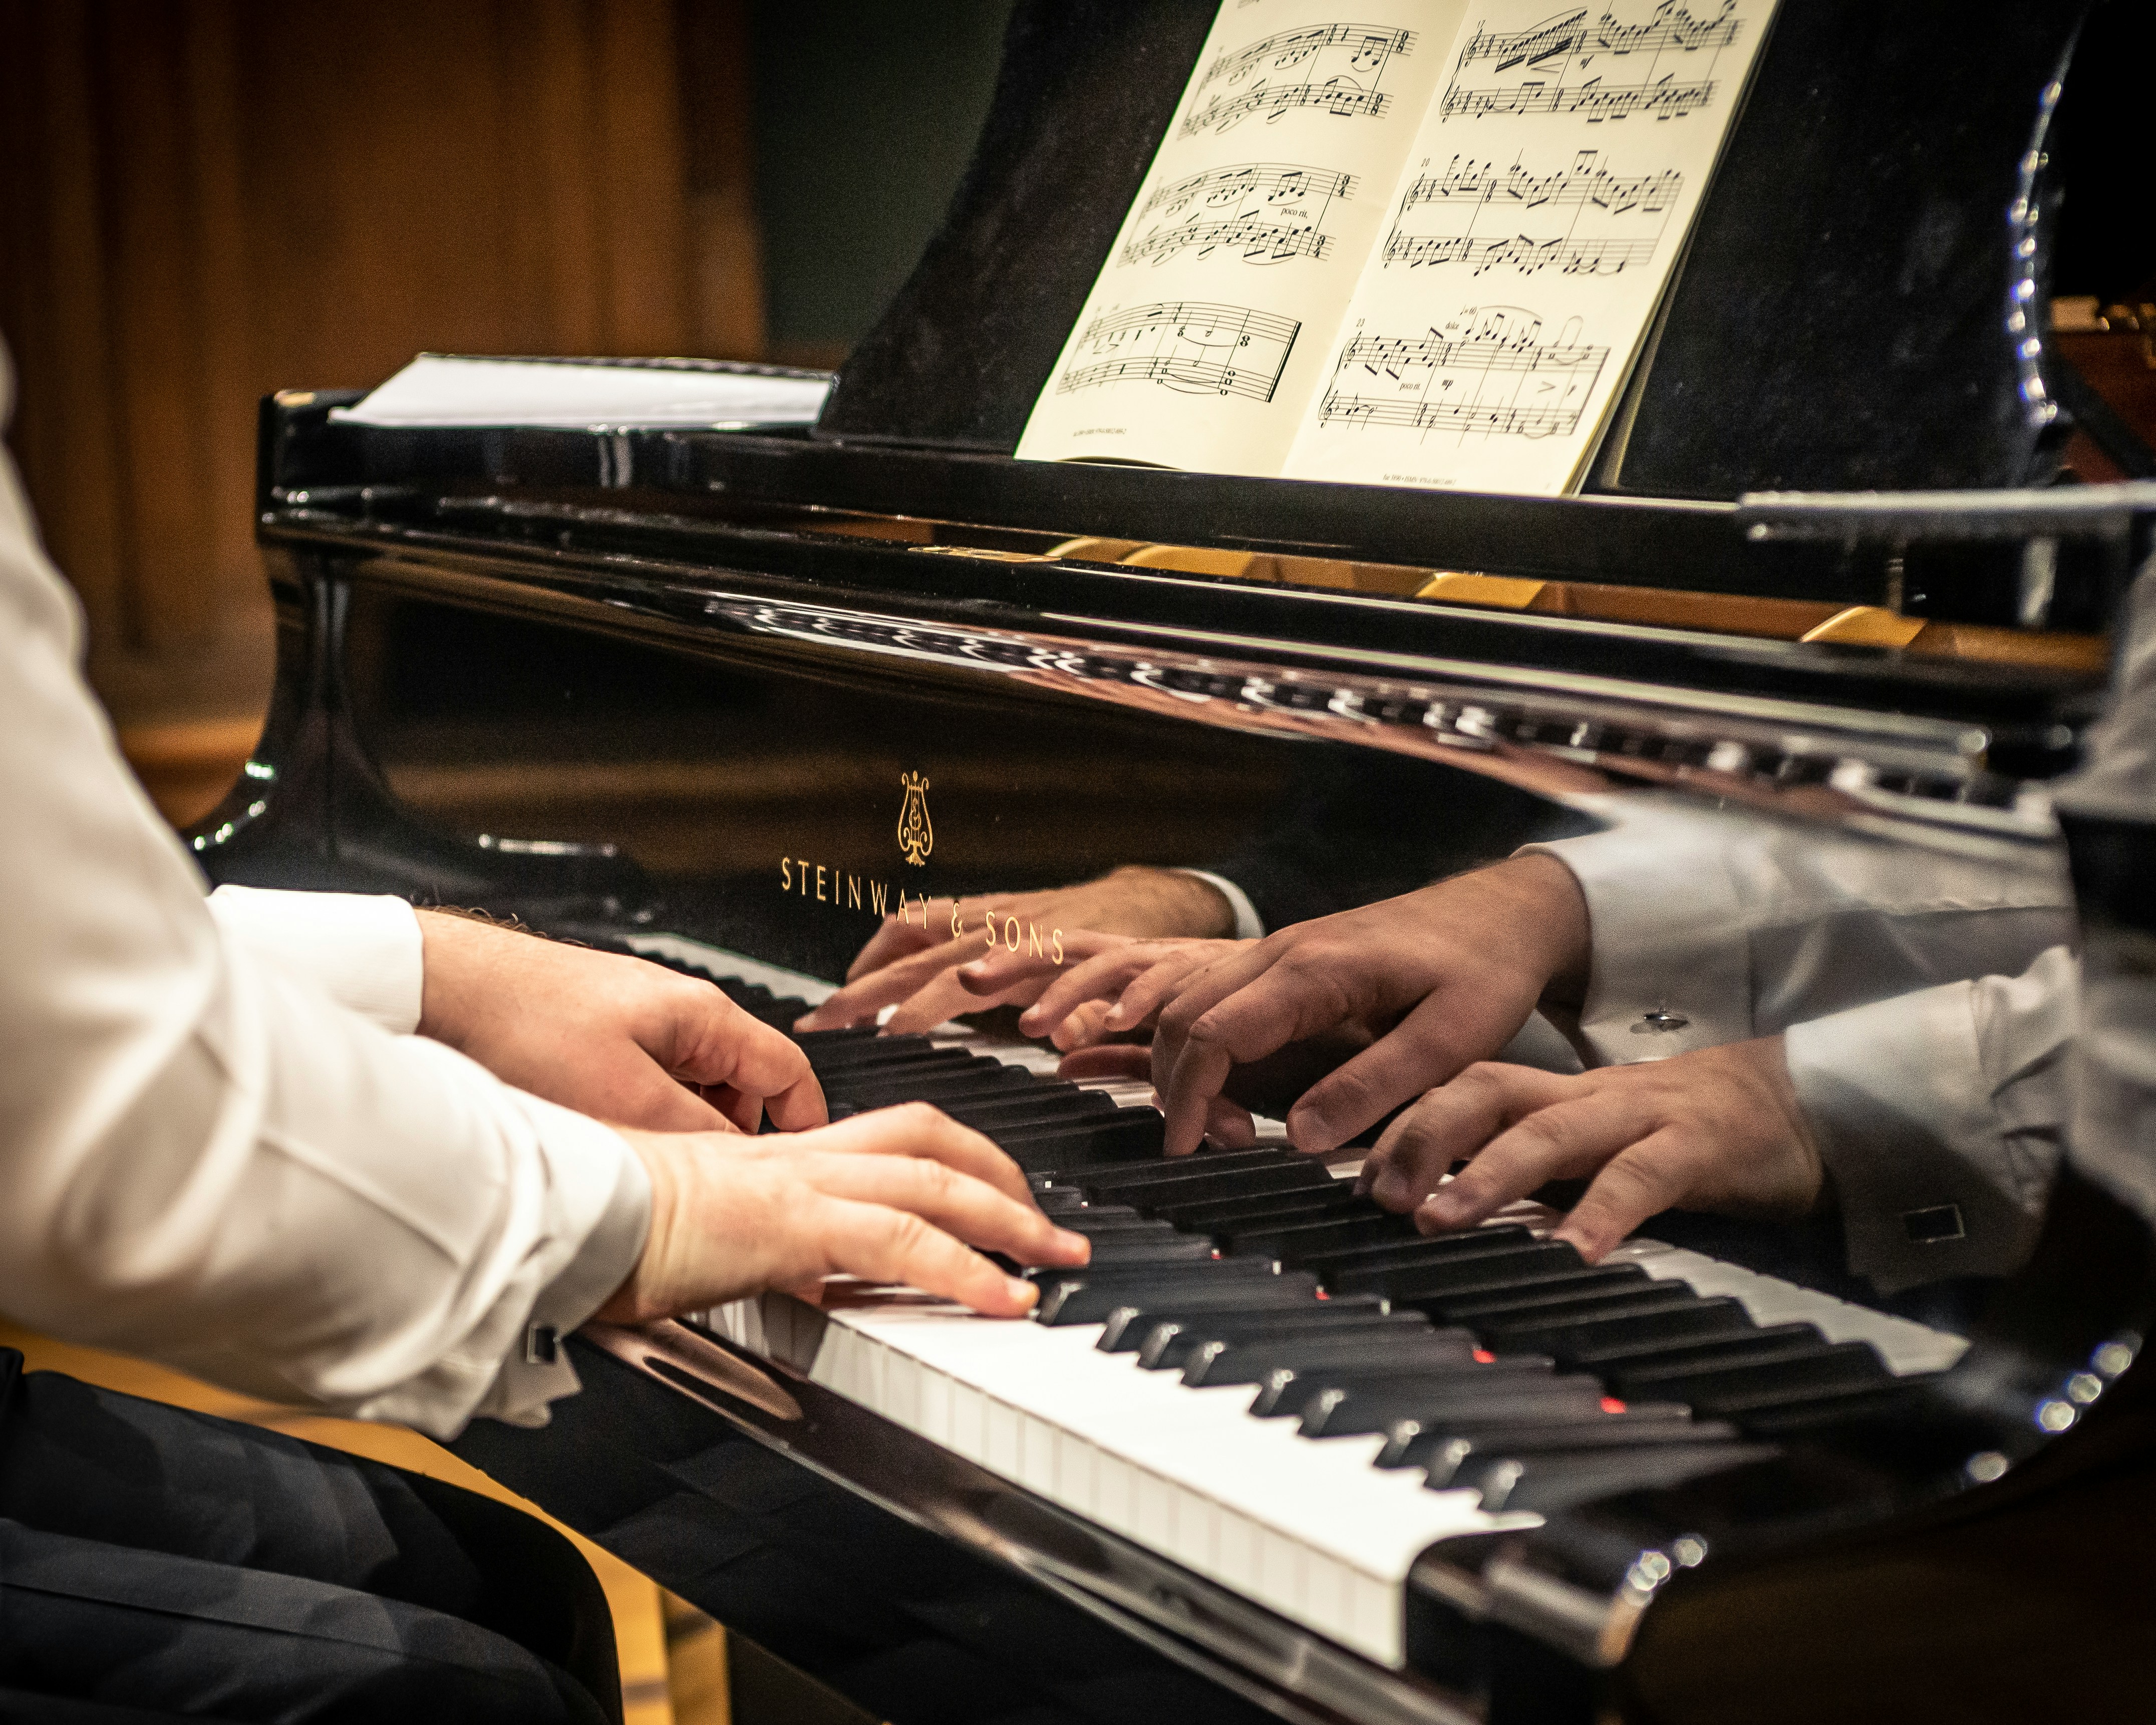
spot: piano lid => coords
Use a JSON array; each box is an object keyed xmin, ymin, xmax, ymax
[{"xmin": 819, "ymin": 0, "xmax": 2093, "ymax": 500}]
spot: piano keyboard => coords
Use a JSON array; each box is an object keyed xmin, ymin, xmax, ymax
[{"xmin": 624, "ymin": 931, "xmax": 1969, "ymax": 1667}]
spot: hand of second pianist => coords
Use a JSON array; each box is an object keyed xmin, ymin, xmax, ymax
[
  {"xmin": 1142, "ymin": 855, "xmax": 1592, "ymax": 1157},
  {"xmin": 415, "ymin": 910, "xmax": 827, "ymax": 1133},
  {"xmin": 794, "ymin": 867, "xmax": 1239, "ymax": 1035},
  {"xmin": 1362, "ymin": 1038, "xmax": 1826, "ymax": 1261},
  {"xmin": 598, "ymin": 1104, "xmax": 1092, "ymax": 1321}
]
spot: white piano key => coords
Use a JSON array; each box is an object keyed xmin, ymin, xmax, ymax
[
  {"xmin": 816, "ymin": 1296, "xmax": 1513, "ymax": 1666},
  {"xmin": 1617, "ymin": 1241, "xmax": 1969, "ymax": 1375}
]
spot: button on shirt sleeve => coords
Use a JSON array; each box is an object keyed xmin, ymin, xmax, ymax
[{"xmin": 0, "ymin": 365, "xmax": 647, "ymax": 1439}]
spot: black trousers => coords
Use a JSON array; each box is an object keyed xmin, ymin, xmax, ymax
[{"xmin": 0, "ymin": 1348, "xmax": 621, "ymax": 1724}]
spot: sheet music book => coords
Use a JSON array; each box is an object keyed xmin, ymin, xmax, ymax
[
  {"xmin": 1017, "ymin": 1, "xmax": 1776, "ymax": 494},
  {"xmin": 335, "ymin": 354, "xmax": 833, "ymax": 430}
]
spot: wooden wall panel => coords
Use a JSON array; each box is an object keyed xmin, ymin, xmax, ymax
[{"xmin": 0, "ymin": 0, "xmax": 762, "ymax": 758}]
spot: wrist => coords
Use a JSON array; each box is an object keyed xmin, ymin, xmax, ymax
[
  {"xmin": 414, "ymin": 908, "xmax": 514, "ymax": 1046},
  {"xmin": 1106, "ymin": 866, "xmax": 1239, "ymax": 938},
  {"xmin": 1492, "ymin": 853, "xmax": 1593, "ymax": 1005},
  {"xmin": 596, "ymin": 1128, "xmax": 677, "ymax": 1322}
]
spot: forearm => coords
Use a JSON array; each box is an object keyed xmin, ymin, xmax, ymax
[{"xmin": 1527, "ymin": 795, "xmax": 2074, "ymax": 1064}]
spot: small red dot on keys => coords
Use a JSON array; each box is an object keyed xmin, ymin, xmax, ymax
[
  {"xmin": 1601, "ymin": 1396, "xmax": 1628, "ymax": 1414},
  {"xmin": 1472, "ymin": 1348, "xmax": 1496, "ymax": 1364},
  {"xmin": 1315, "ymin": 1289, "xmax": 1330, "ymax": 1300}
]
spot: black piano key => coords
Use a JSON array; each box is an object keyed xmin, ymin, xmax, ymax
[
  {"xmin": 1064, "ymin": 1237, "xmax": 1220, "ymax": 1268},
  {"xmin": 1611, "ymin": 1342, "xmax": 1893, "ymax": 1416},
  {"xmin": 1001, "ymin": 1111, "xmax": 1168, "ymax": 1164},
  {"xmin": 1426, "ymin": 1273, "xmax": 1689, "ymax": 1326},
  {"xmin": 1303, "ymin": 1227, "xmax": 1546, "ymax": 1284},
  {"xmin": 1331, "ymin": 1239, "xmax": 1594, "ymax": 1297},
  {"xmin": 1478, "ymin": 1293, "xmax": 1751, "ymax": 1364},
  {"xmin": 791, "ymin": 1025, "xmax": 884, "ymax": 1050},
  {"xmin": 1221, "ymin": 1210, "xmax": 1422, "ymax": 1261},
  {"xmin": 1225, "ymin": 1342, "xmax": 1512, "ymax": 1405},
  {"xmin": 1577, "ymin": 1322, "xmax": 1825, "ymax": 1376},
  {"xmin": 1032, "ymin": 1188, "xmax": 1096, "ymax": 1216},
  {"xmin": 1032, "ymin": 1261, "xmax": 1294, "ymax": 1326},
  {"xmin": 1137, "ymin": 1304, "xmax": 1411, "ymax": 1369},
  {"xmin": 1092, "ymin": 1284, "xmax": 1346, "ymax": 1351},
  {"xmin": 1297, "ymin": 1376, "xmax": 1609, "ymax": 1438},
  {"xmin": 804, "ymin": 1038, "xmax": 956, "ymax": 1071},
  {"xmin": 829, "ymin": 1066, "xmax": 1034, "ymax": 1105},
  {"xmin": 1057, "ymin": 1213, "xmax": 1179, "ymax": 1240},
  {"xmin": 1103, "ymin": 1163, "xmax": 1339, "ymax": 1213},
  {"xmin": 1732, "ymin": 1377, "xmax": 1938, "ymax": 1436},
  {"xmin": 1463, "ymin": 1442, "xmax": 1779, "ymax": 1513},
  {"xmin": 1386, "ymin": 1264, "xmax": 1652, "ymax": 1321},
  {"xmin": 1153, "ymin": 1183, "xmax": 1371, "ymax": 1231},
  {"xmin": 1399, "ymin": 1408, "xmax": 1726, "ymax": 1476},
  {"xmin": 1032, "ymin": 1148, "xmax": 1289, "ymax": 1190}
]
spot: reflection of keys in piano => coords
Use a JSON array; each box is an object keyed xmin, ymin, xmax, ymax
[
  {"xmin": 1383, "ymin": 150, "xmax": 1681, "ymax": 276},
  {"xmin": 1181, "ymin": 23, "xmax": 1416, "ymax": 138},
  {"xmin": 1125, "ymin": 162, "xmax": 1356, "ymax": 268},
  {"xmin": 1321, "ymin": 309, "xmax": 1610, "ymax": 440},
  {"xmin": 1439, "ymin": 1, "xmax": 1746, "ymax": 124},
  {"xmin": 1056, "ymin": 302, "xmax": 1302, "ymax": 404},
  {"xmin": 629, "ymin": 932, "xmax": 1968, "ymax": 1669}
]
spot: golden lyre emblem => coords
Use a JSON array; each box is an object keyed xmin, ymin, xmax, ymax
[{"xmin": 896, "ymin": 772, "xmax": 934, "ymax": 866}]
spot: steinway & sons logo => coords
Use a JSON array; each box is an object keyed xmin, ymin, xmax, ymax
[
  {"xmin": 775, "ymin": 769, "xmax": 1066, "ymax": 961},
  {"xmin": 897, "ymin": 771, "xmax": 933, "ymax": 865}
]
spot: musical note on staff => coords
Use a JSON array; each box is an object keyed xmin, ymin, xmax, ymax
[
  {"xmin": 1454, "ymin": 3, "xmax": 1743, "ymax": 71},
  {"xmin": 1383, "ymin": 149, "xmax": 1680, "ymax": 276},
  {"xmin": 1182, "ymin": 21, "xmax": 1417, "ymax": 137},
  {"xmin": 1055, "ymin": 302, "xmax": 1303, "ymax": 404},
  {"xmin": 1184, "ymin": 80, "xmax": 1394, "ymax": 135},
  {"xmin": 1440, "ymin": 77, "xmax": 1714, "ymax": 120},
  {"xmin": 1319, "ymin": 307, "xmax": 1608, "ymax": 441},
  {"xmin": 1138, "ymin": 163, "xmax": 1358, "ymax": 224},
  {"xmin": 1383, "ymin": 232, "xmax": 1657, "ymax": 273},
  {"xmin": 1398, "ymin": 154, "xmax": 1681, "ymax": 216},
  {"xmin": 1437, "ymin": 0, "xmax": 1746, "ymax": 126},
  {"xmin": 1198, "ymin": 23, "xmax": 1418, "ymax": 92},
  {"xmin": 1125, "ymin": 163, "xmax": 1356, "ymax": 269}
]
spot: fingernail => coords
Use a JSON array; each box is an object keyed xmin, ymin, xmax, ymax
[
  {"xmin": 1005, "ymin": 1277, "xmax": 1038, "ymax": 1308},
  {"xmin": 1053, "ymin": 1228, "xmax": 1090, "ymax": 1260}
]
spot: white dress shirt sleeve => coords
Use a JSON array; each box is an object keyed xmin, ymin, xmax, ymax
[
  {"xmin": 0, "ymin": 348, "xmax": 647, "ymax": 1438},
  {"xmin": 1784, "ymin": 946, "xmax": 2077, "ymax": 1292},
  {"xmin": 207, "ymin": 884, "xmax": 425, "ymax": 1034},
  {"xmin": 1521, "ymin": 795, "xmax": 2074, "ymax": 1067}
]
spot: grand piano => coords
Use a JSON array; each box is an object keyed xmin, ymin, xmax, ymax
[{"xmin": 202, "ymin": 3, "xmax": 2156, "ymax": 1719}]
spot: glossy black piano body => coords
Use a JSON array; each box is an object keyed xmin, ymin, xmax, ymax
[{"xmin": 205, "ymin": 2, "xmax": 2156, "ymax": 1718}]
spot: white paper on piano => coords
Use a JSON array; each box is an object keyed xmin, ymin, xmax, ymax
[
  {"xmin": 715, "ymin": 1288, "xmax": 1525, "ymax": 1668},
  {"xmin": 1018, "ymin": 0, "xmax": 1779, "ymax": 495},
  {"xmin": 333, "ymin": 354, "xmax": 832, "ymax": 430}
]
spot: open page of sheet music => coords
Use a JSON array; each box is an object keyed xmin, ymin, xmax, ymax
[
  {"xmin": 1018, "ymin": 2, "xmax": 1777, "ymax": 495},
  {"xmin": 1015, "ymin": 2, "xmax": 1457, "ymax": 478}
]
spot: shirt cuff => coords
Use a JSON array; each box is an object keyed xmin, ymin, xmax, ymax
[
  {"xmin": 1520, "ymin": 817, "xmax": 1751, "ymax": 1066},
  {"xmin": 1786, "ymin": 984, "xmax": 2042, "ymax": 1293},
  {"xmin": 1174, "ymin": 870, "xmax": 1265, "ymax": 940},
  {"xmin": 469, "ymin": 1100, "xmax": 653, "ymax": 1427},
  {"xmin": 208, "ymin": 885, "xmax": 424, "ymax": 1034}
]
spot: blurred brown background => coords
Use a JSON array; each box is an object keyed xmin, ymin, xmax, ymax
[{"xmin": 0, "ymin": 0, "xmax": 1014, "ymax": 820}]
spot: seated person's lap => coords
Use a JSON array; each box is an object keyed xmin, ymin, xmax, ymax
[{"xmin": 0, "ymin": 1349, "xmax": 620, "ymax": 1725}]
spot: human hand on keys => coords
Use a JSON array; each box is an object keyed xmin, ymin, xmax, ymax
[
  {"xmin": 601, "ymin": 1103, "xmax": 1093, "ymax": 1322},
  {"xmin": 793, "ymin": 866, "xmax": 1237, "ymax": 1035},
  {"xmin": 1359, "ymin": 1038, "xmax": 1826, "ymax": 1261},
  {"xmin": 415, "ymin": 910, "xmax": 826, "ymax": 1133},
  {"xmin": 1121, "ymin": 855, "xmax": 1593, "ymax": 1157}
]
